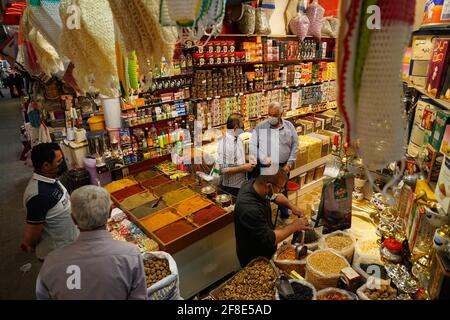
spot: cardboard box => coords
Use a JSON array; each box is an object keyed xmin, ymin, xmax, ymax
[
  {"xmin": 412, "ymin": 36, "xmax": 435, "ymax": 60},
  {"xmin": 429, "ymin": 110, "xmax": 450, "ymax": 151},
  {"xmin": 421, "ymin": 144, "xmax": 444, "ymax": 183},
  {"xmin": 440, "ymin": 125, "xmax": 450, "ymax": 157},
  {"xmin": 440, "ymin": 68, "xmax": 450, "ymax": 102},
  {"xmin": 435, "ymin": 156, "xmax": 450, "ymax": 213},
  {"xmin": 425, "ymin": 38, "xmax": 450, "ymax": 98}
]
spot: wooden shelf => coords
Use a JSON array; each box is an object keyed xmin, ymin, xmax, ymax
[
  {"xmin": 214, "ymin": 34, "xmax": 337, "ymax": 40},
  {"xmin": 288, "ymin": 177, "xmax": 326, "ymax": 200},
  {"xmin": 406, "ymin": 82, "xmax": 450, "ymax": 110},
  {"xmin": 122, "ymin": 98, "xmax": 190, "ymax": 111},
  {"xmin": 290, "ymin": 154, "xmax": 335, "ymax": 179},
  {"xmin": 194, "ymin": 57, "xmax": 335, "ymax": 69}
]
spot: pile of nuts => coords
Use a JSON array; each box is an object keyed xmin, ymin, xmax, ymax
[
  {"xmin": 144, "ymin": 258, "xmax": 171, "ymax": 288},
  {"xmin": 217, "ymin": 260, "xmax": 276, "ymax": 300},
  {"xmin": 325, "ymin": 235, "xmax": 353, "ymax": 251},
  {"xmin": 363, "ymin": 284, "xmax": 397, "ymax": 300}
]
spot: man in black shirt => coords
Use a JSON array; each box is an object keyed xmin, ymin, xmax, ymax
[{"xmin": 234, "ymin": 169, "xmax": 310, "ymax": 267}]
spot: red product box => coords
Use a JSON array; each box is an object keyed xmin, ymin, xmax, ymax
[{"xmin": 425, "ymin": 38, "xmax": 450, "ymax": 98}]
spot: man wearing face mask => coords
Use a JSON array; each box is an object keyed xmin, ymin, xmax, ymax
[
  {"xmin": 21, "ymin": 143, "xmax": 79, "ymax": 261},
  {"xmin": 234, "ymin": 169, "xmax": 310, "ymax": 267},
  {"xmin": 249, "ymin": 102, "xmax": 299, "ymax": 223},
  {"xmin": 217, "ymin": 113, "xmax": 256, "ymax": 197}
]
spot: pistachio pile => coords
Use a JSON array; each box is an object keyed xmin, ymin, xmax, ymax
[
  {"xmin": 217, "ymin": 260, "xmax": 276, "ymax": 300},
  {"xmin": 144, "ymin": 258, "xmax": 171, "ymax": 288}
]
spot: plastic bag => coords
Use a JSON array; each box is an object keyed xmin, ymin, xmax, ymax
[
  {"xmin": 321, "ymin": 16, "xmax": 339, "ymax": 38},
  {"xmin": 306, "ymin": 0, "xmax": 324, "ymax": 40},
  {"xmin": 317, "ymin": 287, "xmax": 359, "ymax": 300},
  {"xmin": 305, "ymin": 249, "xmax": 350, "ymax": 290},
  {"xmin": 275, "ymin": 279, "xmax": 317, "ymax": 300},
  {"xmin": 318, "ymin": 230, "xmax": 356, "ymax": 263},
  {"xmin": 255, "ymin": 7, "xmax": 271, "ymax": 35},
  {"xmin": 289, "ymin": 11, "xmax": 310, "ymax": 41},
  {"xmin": 352, "ymin": 237, "xmax": 383, "ymax": 273},
  {"xmin": 237, "ymin": 4, "xmax": 256, "ymax": 34},
  {"xmin": 143, "ymin": 251, "xmax": 181, "ymax": 300},
  {"xmin": 315, "ymin": 174, "xmax": 354, "ymax": 234}
]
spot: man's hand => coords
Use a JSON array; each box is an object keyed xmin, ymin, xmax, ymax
[
  {"xmin": 290, "ymin": 206, "xmax": 305, "ymax": 217},
  {"xmin": 242, "ymin": 163, "xmax": 256, "ymax": 172},
  {"xmin": 291, "ymin": 217, "xmax": 311, "ymax": 232},
  {"xmin": 20, "ymin": 242, "xmax": 34, "ymax": 253},
  {"xmin": 248, "ymin": 154, "xmax": 257, "ymax": 165},
  {"xmin": 282, "ymin": 163, "xmax": 291, "ymax": 174}
]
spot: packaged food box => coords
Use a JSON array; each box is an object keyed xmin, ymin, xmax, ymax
[
  {"xmin": 436, "ymin": 158, "xmax": 450, "ymax": 214},
  {"xmin": 429, "ymin": 110, "xmax": 450, "ymax": 151},
  {"xmin": 425, "ymin": 38, "xmax": 450, "ymax": 98},
  {"xmin": 440, "ymin": 125, "xmax": 450, "ymax": 156},
  {"xmin": 308, "ymin": 133, "xmax": 331, "ymax": 157},
  {"xmin": 296, "ymin": 120, "xmax": 315, "ymax": 134}
]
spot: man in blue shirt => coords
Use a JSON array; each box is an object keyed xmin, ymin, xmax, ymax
[{"xmin": 250, "ymin": 102, "xmax": 299, "ymax": 223}]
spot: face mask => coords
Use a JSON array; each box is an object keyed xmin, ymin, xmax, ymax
[
  {"xmin": 268, "ymin": 117, "xmax": 279, "ymax": 126},
  {"xmin": 265, "ymin": 184, "xmax": 278, "ymax": 202},
  {"xmin": 56, "ymin": 159, "xmax": 68, "ymax": 176}
]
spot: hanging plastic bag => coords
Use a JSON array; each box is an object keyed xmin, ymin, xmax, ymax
[
  {"xmin": 260, "ymin": 0, "xmax": 275, "ymax": 21},
  {"xmin": 321, "ymin": 18, "xmax": 333, "ymax": 38},
  {"xmin": 237, "ymin": 4, "xmax": 256, "ymax": 35},
  {"xmin": 315, "ymin": 174, "xmax": 355, "ymax": 234},
  {"xmin": 289, "ymin": 3, "xmax": 310, "ymax": 41},
  {"xmin": 306, "ymin": 0, "xmax": 324, "ymax": 40},
  {"xmin": 255, "ymin": 7, "xmax": 271, "ymax": 35},
  {"xmin": 143, "ymin": 251, "xmax": 181, "ymax": 300}
]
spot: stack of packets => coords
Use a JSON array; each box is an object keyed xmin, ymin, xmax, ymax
[{"xmin": 107, "ymin": 207, "xmax": 159, "ymax": 252}]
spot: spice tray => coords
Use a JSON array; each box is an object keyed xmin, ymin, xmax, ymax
[
  {"xmin": 208, "ymin": 257, "xmax": 277, "ymax": 300},
  {"xmin": 125, "ymin": 204, "xmax": 235, "ymax": 254}
]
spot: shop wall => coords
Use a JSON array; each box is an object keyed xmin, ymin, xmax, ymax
[{"xmin": 269, "ymin": 0, "xmax": 339, "ymax": 35}]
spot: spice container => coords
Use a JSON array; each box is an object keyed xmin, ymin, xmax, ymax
[{"xmin": 305, "ymin": 169, "xmax": 315, "ymax": 184}]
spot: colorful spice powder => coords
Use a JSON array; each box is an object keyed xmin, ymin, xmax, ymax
[
  {"xmin": 139, "ymin": 208, "xmax": 182, "ymax": 232},
  {"xmin": 154, "ymin": 220, "xmax": 196, "ymax": 243},
  {"xmin": 277, "ymin": 247, "xmax": 297, "ymax": 260},
  {"xmin": 112, "ymin": 185, "xmax": 146, "ymax": 202},
  {"xmin": 192, "ymin": 205, "xmax": 226, "ymax": 226},
  {"xmin": 180, "ymin": 175, "xmax": 198, "ymax": 186},
  {"xmin": 134, "ymin": 170, "xmax": 160, "ymax": 182},
  {"xmin": 131, "ymin": 200, "xmax": 168, "ymax": 219},
  {"xmin": 163, "ymin": 188, "xmax": 198, "ymax": 206},
  {"xmin": 140, "ymin": 175, "xmax": 171, "ymax": 189},
  {"xmin": 152, "ymin": 181, "xmax": 184, "ymax": 197},
  {"xmin": 120, "ymin": 191, "xmax": 157, "ymax": 211},
  {"xmin": 104, "ymin": 178, "xmax": 137, "ymax": 194},
  {"xmin": 174, "ymin": 195, "xmax": 212, "ymax": 217}
]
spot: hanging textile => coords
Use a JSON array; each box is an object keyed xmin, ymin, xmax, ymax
[
  {"xmin": 27, "ymin": 0, "xmax": 63, "ymax": 53},
  {"xmin": 108, "ymin": 0, "xmax": 177, "ymax": 77},
  {"xmin": 59, "ymin": 0, "xmax": 119, "ymax": 97},
  {"xmin": 21, "ymin": 8, "xmax": 64, "ymax": 77}
]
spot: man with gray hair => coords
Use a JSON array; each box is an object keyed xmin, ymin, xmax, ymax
[
  {"xmin": 36, "ymin": 186, "xmax": 147, "ymax": 300},
  {"xmin": 249, "ymin": 101, "xmax": 299, "ymax": 223}
]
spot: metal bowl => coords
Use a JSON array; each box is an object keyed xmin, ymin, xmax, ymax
[
  {"xmin": 201, "ymin": 185, "xmax": 216, "ymax": 195},
  {"xmin": 216, "ymin": 194, "xmax": 232, "ymax": 207}
]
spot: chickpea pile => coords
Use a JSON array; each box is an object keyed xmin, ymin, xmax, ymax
[{"xmin": 144, "ymin": 258, "xmax": 171, "ymax": 287}]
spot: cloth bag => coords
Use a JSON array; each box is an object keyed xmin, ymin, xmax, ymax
[{"xmin": 143, "ymin": 251, "xmax": 182, "ymax": 300}]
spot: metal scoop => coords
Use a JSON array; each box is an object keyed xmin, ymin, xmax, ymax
[
  {"xmin": 294, "ymin": 231, "xmax": 308, "ymax": 258},
  {"xmin": 276, "ymin": 275, "xmax": 294, "ymax": 299}
]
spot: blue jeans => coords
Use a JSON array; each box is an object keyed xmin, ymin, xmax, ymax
[{"xmin": 279, "ymin": 188, "xmax": 289, "ymax": 219}]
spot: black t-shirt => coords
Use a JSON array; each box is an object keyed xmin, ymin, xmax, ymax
[{"xmin": 234, "ymin": 180, "xmax": 276, "ymax": 267}]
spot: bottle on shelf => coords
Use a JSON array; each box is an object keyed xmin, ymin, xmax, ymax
[{"xmin": 162, "ymin": 128, "xmax": 167, "ymax": 146}]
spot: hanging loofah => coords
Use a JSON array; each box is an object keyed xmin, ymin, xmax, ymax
[
  {"xmin": 128, "ymin": 51, "xmax": 139, "ymax": 91},
  {"xmin": 108, "ymin": 0, "xmax": 177, "ymax": 77},
  {"xmin": 59, "ymin": 0, "xmax": 119, "ymax": 97},
  {"xmin": 355, "ymin": 0, "xmax": 415, "ymax": 168}
]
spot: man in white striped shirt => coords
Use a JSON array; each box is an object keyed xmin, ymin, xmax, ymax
[{"xmin": 217, "ymin": 113, "xmax": 255, "ymax": 197}]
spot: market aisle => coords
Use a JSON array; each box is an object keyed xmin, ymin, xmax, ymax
[{"xmin": 0, "ymin": 95, "xmax": 38, "ymax": 299}]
